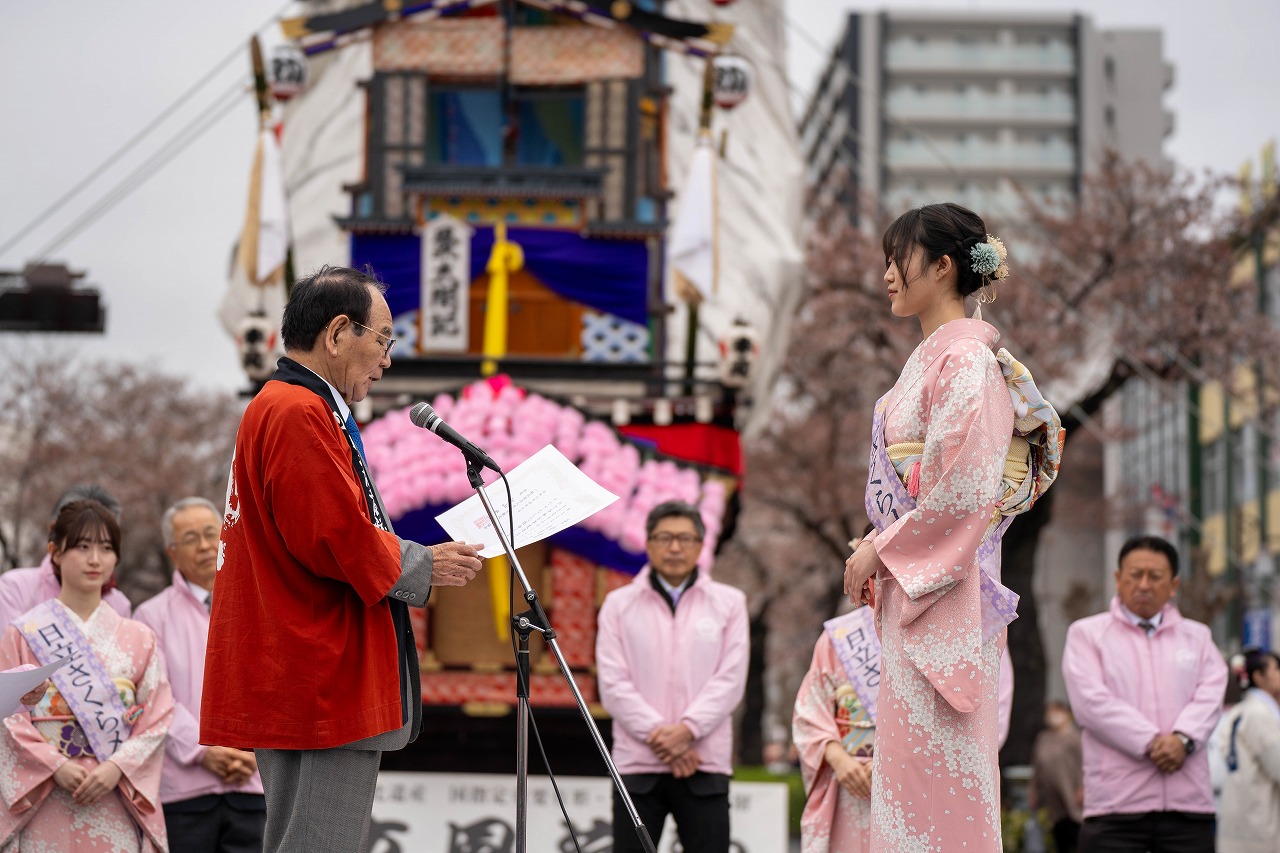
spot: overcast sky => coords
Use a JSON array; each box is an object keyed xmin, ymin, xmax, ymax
[{"xmin": 1, "ymin": 0, "xmax": 1276, "ymax": 394}]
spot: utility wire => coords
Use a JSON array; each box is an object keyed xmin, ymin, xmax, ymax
[
  {"xmin": 0, "ymin": 1, "xmax": 292, "ymax": 263},
  {"xmin": 30, "ymin": 76, "xmax": 250, "ymax": 264}
]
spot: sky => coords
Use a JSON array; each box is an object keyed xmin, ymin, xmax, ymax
[{"xmin": 1, "ymin": 0, "xmax": 1277, "ymax": 395}]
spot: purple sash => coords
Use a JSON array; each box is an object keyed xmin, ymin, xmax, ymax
[
  {"xmin": 823, "ymin": 607, "xmax": 880, "ymax": 725},
  {"xmin": 864, "ymin": 394, "xmax": 1019, "ymax": 640},
  {"xmin": 15, "ymin": 602, "xmax": 132, "ymax": 760}
]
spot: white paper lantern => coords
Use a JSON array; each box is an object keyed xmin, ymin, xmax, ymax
[
  {"xmin": 712, "ymin": 54, "xmax": 752, "ymax": 110},
  {"xmin": 269, "ymin": 43, "xmax": 308, "ymax": 101}
]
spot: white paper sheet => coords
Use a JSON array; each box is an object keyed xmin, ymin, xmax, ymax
[
  {"xmin": 1, "ymin": 656, "xmax": 69, "ymax": 717},
  {"xmin": 435, "ymin": 445, "xmax": 619, "ymax": 558}
]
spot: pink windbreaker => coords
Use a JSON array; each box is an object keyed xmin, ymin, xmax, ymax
[
  {"xmin": 595, "ymin": 566, "xmax": 749, "ymax": 775},
  {"xmin": 133, "ymin": 571, "xmax": 264, "ymax": 803},
  {"xmin": 1062, "ymin": 597, "xmax": 1226, "ymax": 818}
]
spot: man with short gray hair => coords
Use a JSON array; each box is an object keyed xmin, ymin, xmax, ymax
[
  {"xmin": 134, "ymin": 497, "xmax": 265, "ymax": 852},
  {"xmin": 202, "ymin": 265, "xmax": 483, "ymax": 852},
  {"xmin": 0, "ymin": 484, "xmax": 132, "ymax": 625}
]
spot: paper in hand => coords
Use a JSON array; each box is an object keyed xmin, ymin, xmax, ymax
[
  {"xmin": 0, "ymin": 656, "xmax": 69, "ymax": 717},
  {"xmin": 435, "ymin": 445, "xmax": 619, "ymax": 558}
]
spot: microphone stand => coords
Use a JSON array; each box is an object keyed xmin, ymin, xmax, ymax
[{"xmin": 461, "ymin": 452, "xmax": 657, "ymax": 853}]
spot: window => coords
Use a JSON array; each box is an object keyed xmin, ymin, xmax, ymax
[
  {"xmin": 427, "ymin": 89, "xmax": 503, "ymax": 166},
  {"xmin": 1203, "ymin": 440, "xmax": 1225, "ymax": 517},
  {"xmin": 515, "ymin": 90, "xmax": 586, "ymax": 166}
]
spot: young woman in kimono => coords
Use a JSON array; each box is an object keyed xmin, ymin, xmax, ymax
[
  {"xmin": 0, "ymin": 500, "xmax": 173, "ymax": 852},
  {"xmin": 794, "ymin": 526, "xmax": 878, "ymax": 853},
  {"xmin": 793, "ymin": 617, "xmax": 876, "ymax": 853},
  {"xmin": 843, "ymin": 202, "xmax": 1062, "ymax": 851}
]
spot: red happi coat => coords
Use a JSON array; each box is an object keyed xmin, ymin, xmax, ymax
[{"xmin": 201, "ymin": 378, "xmax": 404, "ymax": 750}]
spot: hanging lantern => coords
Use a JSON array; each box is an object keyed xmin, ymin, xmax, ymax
[
  {"xmin": 712, "ymin": 54, "xmax": 752, "ymax": 110},
  {"xmin": 268, "ymin": 43, "xmax": 308, "ymax": 101},
  {"xmin": 717, "ymin": 318, "xmax": 759, "ymax": 388}
]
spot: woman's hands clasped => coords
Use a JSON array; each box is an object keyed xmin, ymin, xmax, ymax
[
  {"xmin": 843, "ymin": 533, "xmax": 882, "ymax": 607},
  {"xmin": 54, "ymin": 759, "xmax": 124, "ymax": 805}
]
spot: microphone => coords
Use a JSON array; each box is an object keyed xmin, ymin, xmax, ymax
[{"xmin": 409, "ymin": 403, "xmax": 502, "ymax": 472}]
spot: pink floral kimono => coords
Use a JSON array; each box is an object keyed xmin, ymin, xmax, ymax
[
  {"xmin": 793, "ymin": 616, "xmax": 877, "ymax": 853},
  {"xmin": 866, "ymin": 318, "xmax": 1015, "ymax": 852},
  {"xmin": 0, "ymin": 600, "xmax": 173, "ymax": 852}
]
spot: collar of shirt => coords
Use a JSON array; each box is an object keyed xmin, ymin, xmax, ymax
[
  {"xmin": 297, "ymin": 363, "xmax": 351, "ymax": 423},
  {"xmin": 656, "ymin": 573, "xmax": 693, "ymax": 602},
  {"xmin": 185, "ymin": 577, "xmax": 211, "ymax": 606},
  {"xmin": 1120, "ymin": 604, "xmax": 1162, "ymax": 631}
]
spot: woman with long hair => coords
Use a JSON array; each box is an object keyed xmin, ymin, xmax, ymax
[
  {"xmin": 843, "ymin": 203, "xmax": 1062, "ymax": 850},
  {"xmin": 0, "ymin": 499, "xmax": 173, "ymax": 851}
]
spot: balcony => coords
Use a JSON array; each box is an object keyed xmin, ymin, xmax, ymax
[
  {"xmin": 884, "ymin": 140, "xmax": 1076, "ymax": 174},
  {"xmin": 885, "ymin": 91, "xmax": 1075, "ymax": 124},
  {"xmin": 885, "ymin": 42, "xmax": 1075, "ymax": 75},
  {"xmin": 401, "ymin": 165, "xmax": 607, "ymax": 199}
]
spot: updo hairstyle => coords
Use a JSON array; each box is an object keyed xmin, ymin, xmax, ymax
[
  {"xmin": 1234, "ymin": 647, "xmax": 1280, "ymax": 691},
  {"xmin": 882, "ymin": 202, "xmax": 990, "ymax": 298}
]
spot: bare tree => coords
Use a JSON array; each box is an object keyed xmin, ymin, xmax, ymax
[
  {"xmin": 718, "ymin": 154, "xmax": 1280, "ymax": 763},
  {"xmin": 0, "ymin": 347, "xmax": 242, "ymax": 604}
]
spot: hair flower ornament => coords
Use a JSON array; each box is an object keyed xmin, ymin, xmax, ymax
[
  {"xmin": 970, "ymin": 235, "xmax": 1010, "ymax": 281},
  {"xmin": 968, "ymin": 234, "xmax": 1009, "ymax": 314}
]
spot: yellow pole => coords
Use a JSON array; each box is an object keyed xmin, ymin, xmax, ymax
[
  {"xmin": 487, "ymin": 554, "xmax": 511, "ymax": 642},
  {"xmin": 481, "ymin": 221, "xmax": 523, "ymax": 376}
]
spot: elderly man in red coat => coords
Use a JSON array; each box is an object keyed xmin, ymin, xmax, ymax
[{"xmin": 202, "ymin": 265, "xmax": 483, "ymax": 853}]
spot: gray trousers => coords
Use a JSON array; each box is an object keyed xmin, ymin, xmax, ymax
[{"xmin": 256, "ymin": 748, "xmax": 382, "ymax": 853}]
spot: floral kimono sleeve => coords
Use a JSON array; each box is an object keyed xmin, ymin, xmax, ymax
[
  {"xmin": 874, "ymin": 337, "xmax": 1012, "ymax": 605},
  {"xmin": 793, "ymin": 635, "xmax": 842, "ymax": 796},
  {"xmin": 109, "ymin": 632, "xmax": 173, "ymax": 815},
  {"xmin": 0, "ymin": 626, "xmax": 64, "ymax": 816}
]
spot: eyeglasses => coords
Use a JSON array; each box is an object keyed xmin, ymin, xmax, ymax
[
  {"xmin": 648, "ymin": 533, "xmax": 702, "ymax": 549},
  {"xmin": 177, "ymin": 528, "xmax": 220, "ymax": 548},
  {"xmin": 350, "ymin": 319, "xmax": 396, "ymax": 357}
]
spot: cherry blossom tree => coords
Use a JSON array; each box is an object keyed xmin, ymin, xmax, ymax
[
  {"xmin": 0, "ymin": 346, "xmax": 242, "ymax": 604},
  {"xmin": 718, "ymin": 154, "xmax": 1280, "ymax": 763}
]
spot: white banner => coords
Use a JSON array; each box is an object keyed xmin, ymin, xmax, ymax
[
  {"xmin": 420, "ymin": 214, "xmax": 472, "ymax": 352},
  {"xmin": 369, "ymin": 771, "xmax": 789, "ymax": 853}
]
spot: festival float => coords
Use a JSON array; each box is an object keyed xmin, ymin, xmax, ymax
[{"xmin": 219, "ymin": 0, "xmax": 803, "ymax": 772}]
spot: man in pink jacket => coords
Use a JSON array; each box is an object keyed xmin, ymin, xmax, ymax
[
  {"xmin": 1063, "ymin": 535, "xmax": 1226, "ymax": 853},
  {"xmin": 0, "ymin": 484, "xmax": 132, "ymax": 624},
  {"xmin": 596, "ymin": 501, "xmax": 749, "ymax": 853},
  {"xmin": 134, "ymin": 497, "xmax": 266, "ymax": 852}
]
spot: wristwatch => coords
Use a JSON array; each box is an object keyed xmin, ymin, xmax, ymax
[{"xmin": 1174, "ymin": 731, "xmax": 1196, "ymax": 754}]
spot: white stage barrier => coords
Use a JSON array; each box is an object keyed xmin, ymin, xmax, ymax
[{"xmin": 369, "ymin": 771, "xmax": 789, "ymax": 853}]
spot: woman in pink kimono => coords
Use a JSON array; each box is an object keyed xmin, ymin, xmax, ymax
[
  {"xmin": 0, "ymin": 499, "xmax": 173, "ymax": 852},
  {"xmin": 793, "ymin": 610, "xmax": 876, "ymax": 853},
  {"xmin": 843, "ymin": 202, "xmax": 1061, "ymax": 851}
]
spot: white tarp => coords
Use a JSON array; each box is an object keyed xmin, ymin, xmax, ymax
[
  {"xmin": 278, "ymin": 41, "xmax": 371, "ymax": 274},
  {"xmin": 663, "ymin": 0, "xmax": 807, "ymax": 435}
]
